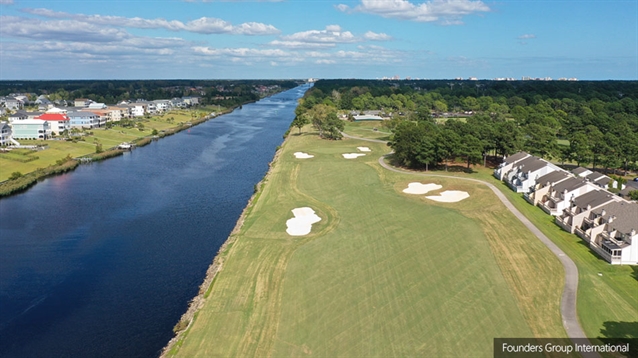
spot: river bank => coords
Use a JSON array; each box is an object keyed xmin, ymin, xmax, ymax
[
  {"xmin": 160, "ymin": 126, "xmax": 290, "ymax": 356},
  {"xmin": 0, "ymin": 97, "xmax": 272, "ymax": 198}
]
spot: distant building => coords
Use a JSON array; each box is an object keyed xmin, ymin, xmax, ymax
[{"xmin": 11, "ymin": 119, "xmax": 51, "ymax": 140}]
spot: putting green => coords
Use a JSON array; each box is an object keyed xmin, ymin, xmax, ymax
[{"xmin": 169, "ymin": 129, "xmax": 565, "ymax": 357}]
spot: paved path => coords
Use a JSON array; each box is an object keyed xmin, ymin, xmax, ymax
[{"xmin": 342, "ymin": 132, "xmax": 599, "ymax": 358}]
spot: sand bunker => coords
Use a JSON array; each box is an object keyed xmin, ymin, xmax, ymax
[
  {"xmin": 357, "ymin": 147, "xmax": 371, "ymax": 152},
  {"xmin": 342, "ymin": 153, "xmax": 366, "ymax": 159},
  {"xmin": 286, "ymin": 207, "xmax": 322, "ymax": 236},
  {"xmin": 294, "ymin": 152, "xmax": 314, "ymax": 159},
  {"xmin": 402, "ymin": 182, "xmax": 443, "ymax": 195},
  {"xmin": 426, "ymin": 190, "xmax": 470, "ymax": 203}
]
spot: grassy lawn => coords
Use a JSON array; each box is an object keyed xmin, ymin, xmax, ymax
[
  {"xmin": 343, "ymin": 121, "xmax": 392, "ymax": 141},
  {"xmin": 170, "ymin": 128, "xmax": 567, "ymax": 357},
  {"xmin": 0, "ymin": 109, "xmax": 221, "ymax": 181}
]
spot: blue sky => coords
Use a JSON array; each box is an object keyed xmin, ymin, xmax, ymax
[{"xmin": 0, "ymin": 0, "xmax": 636, "ymax": 80}]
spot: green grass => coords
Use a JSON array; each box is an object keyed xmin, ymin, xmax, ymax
[
  {"xmin": 170, "ymin": 129, "xmax": 567, "ymax": 357},
  {"xmin": 343, "ymin": 121, "xmax": 392, "ymax": 140},
  {"xmin": 482, "ymin": 176, "xmax": 638, "ymax": 343},
  {"xmin": 0, "ymin": 109, "xmax": 219, "ymax": 181}
]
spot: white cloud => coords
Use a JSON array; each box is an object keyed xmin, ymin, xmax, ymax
[
  {"xmin": 0, "ymin": 16, "xmax": 130, "ymax": 42},
  {"xmin": 518, "ymin": 34, "xmax": 536, "ymax": 39},
  {"xmin": 280, "ymin": 25, "xmax": 358, "ymax": 44},
  {"xmin": 268, "ymin": 40, "xmax": 335, "ymax": 49},
  {"xmin": 192, "ymin": 46, "xmax": 289, "ymax": 58},
  {"xmin": 21, "ymin": 8, "xmax": 280, "ymax": 35},
  {"xmin": 363, "ymin": 31, "xmax": 392, "ymax": 41},
  {"xmin": 335, "ymin": 4, "xmax": 350, "ymax": 12},
  {"xmin": 0, "ymin": 0, "xmax": 14, "ymax": 4},
  {"xmin": 316, "ymin": 59, "xmax": 336, "ymax": 64},
  {"xmin": 343, "ymin": 0, "xmax": 490, "ymax": 24}
]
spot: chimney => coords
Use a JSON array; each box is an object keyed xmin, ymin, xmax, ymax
[{"xmin": 601, "ymin": 209, "xmax": 606, "ymax": 217}]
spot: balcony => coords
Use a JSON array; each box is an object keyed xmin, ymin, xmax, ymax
[{"xmin": 555, "ymin": 216, "xmax": 572, "ymax": 233}]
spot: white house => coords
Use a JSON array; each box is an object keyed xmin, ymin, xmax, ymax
[
  {"xmin": 11, "ymin": 119, "xmax": 51, "ymax": 139},
  {"xmin": 34, "ymin": 113, "xmax": 71, "ymax": 135},
  {"xmin": 555, "ymin": 190, "xmax": 619, "ymax": 234},
  {"xmin": 537, "ymin": 177, "xmax": 598, "ymax": 216},
  {"xmin": 504, "ymin": 156, "xmax": 561, "ymax": 193},
  {"xmin": 524, "ymin": 170, "xmax": 571, "ymax": 205},
  {"xmin": 493, "ymin": 151, "xmax": 530, "ymax": 180},
  {"xmin": 153, "ymin": 100, "xmax": 172, "ymax": 113},
  {"xmin": 130, "ymin": 103, "xmax": 148, "ymax": 117},
  {"xmin": 575, "ymin": 201, "xmax": 638, "ymax": 265},
  {"xmin": 0, "ymin": 121, "xmax": 12, "ymax": 146}
]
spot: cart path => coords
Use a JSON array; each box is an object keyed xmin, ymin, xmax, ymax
[{"xmin": 342, "ymin": 132, "xmax": 599, "ymax": 358}]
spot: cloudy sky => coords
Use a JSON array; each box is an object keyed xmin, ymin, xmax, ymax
[{"xmin": 0, "ymin": 0, "xmax": 636, "ymax": 80}]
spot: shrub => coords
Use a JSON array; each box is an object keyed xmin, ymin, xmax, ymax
[{"xmin": 9, "ymin": 172, "xmax": 22, "ymax": 180}]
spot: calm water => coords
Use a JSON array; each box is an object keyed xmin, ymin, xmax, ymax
[{"xmin": 0, "ymin": 84, "xmax": 310, "ymax": 357}]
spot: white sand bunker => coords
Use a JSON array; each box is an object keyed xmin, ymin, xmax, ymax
[
  {"xmin": 294, "ymin": 152, "xmax": 314, "ymax": 159},
  {"xmin": 402, "ymin": 182, "xmax": 443, "ymax": 195},
  {"xmin": 357, "ymin": 147, "xmax": 371, "ymax": 152},
  {"xmin": 286, "ymin": 207, "xmax": 322, "ymax": 236},
  {"xmin": 426, "ymin": 190, "xmax": 470, "ymax": 203},
  {"xmin": 342, "ymin": 153, "xmax": 366, "ymax": 159}
]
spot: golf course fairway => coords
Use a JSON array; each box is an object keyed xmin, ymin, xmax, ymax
[{"xmin": 166, "ymin": 128, "xmax": 567, "ymax": 357}]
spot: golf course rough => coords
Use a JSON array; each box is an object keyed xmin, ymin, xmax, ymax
[{"xmin": 169, "ymin": 127, "xmax": 567, "ymax": 358}]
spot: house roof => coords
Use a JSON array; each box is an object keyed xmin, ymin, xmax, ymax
[
  {"xmin": 593, "ymin": 201, "xmax": 638, "ymax": 235},
  {"xmin": 515, "ymin": 156, "xmax": 551, "ymax": 173},
  {"xmin": 35, "ymin": 113, "xmax": 70, "ymax": 121},
  {"xmin": 571, "ymin": 190, "xmax": 616, "ymax": 210},
  {"xmin": 9, "ymin": 110, "xmax": 28, "ymax": 117},
  {"xmin": 68, "ymin": 111, "xmax": 98, "ymax": 117},
  {"xmin": 551, "ymin": 177, "xmax": 589, "ymax": 195},
  {"xmin": 536, "ymin": 170, "xmax": 570, "ymax": 187},
  {"xmin": 503, "ymin": 151, "xmax": 529, "ymax": 165},
  {"xmin": 571, "ymin": 167, "xmax": 591, "ymax": 176},
  {"xmin": 12, "ymin": 119, "xmax": 49, "ymax": 125},
  {"xmin": 586, "ymin": 172, "xmax": 606, "ymax": 182}
]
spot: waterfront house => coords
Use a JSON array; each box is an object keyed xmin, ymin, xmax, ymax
[
  {"xmin": 11, "ymin": 119, "xmax": 51, "ymax": 140},
  {"xmin": 130, "ymin": 103, "xmax": 148, "ymax": 117},
  {"xmin": 0, "ymin": 121, "xmax": 13, "ymax": 146},
  {"xmin": 493, "ymin": 151, "xmax": 530, "ymax": 180},
  {"xmin": 68, "ymin": 111, "xmax": 100, "ymax": 129},
  {"xmin": 153, "ymin": 100, "xmax": 172, "ymax": 113},
  {"xmin": 34, "ymin": 113, "xmax": 71, "ymax": 135},
  {"xmin": 555, "ymin": 190, "xmax": 619, "ymax": 234},
  {"xmin": 575, "ymin": 200, "xmax": 638, "ymax": 265}
]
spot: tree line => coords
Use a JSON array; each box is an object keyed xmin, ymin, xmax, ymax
[{"xmin": 296, "ymin": 79, "xmax": 638, "ymax": 174}]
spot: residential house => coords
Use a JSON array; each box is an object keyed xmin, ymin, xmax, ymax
[
  {"xmin": 504, "ymin": 156, "xmax": 561, "ymax": 193},
  {"xmin": 107, "ymin": 106, "xmax": 129, "ymax": 121},
  {"xmin": 34, "ymin": 113, "xmax": 71, "ymax": 135},
  {"xmin": 571, "ymin": 167, "xmax": 592, "ymax": 178},
  {"xmin": 11, "ymin": 119, "xmax": 51, "ymax": 140},
  {"xmin": 537, "ymin": 177, "xmax": 597, "ymax": 216},
  {"xmin": 8, "ymin": 110, "xmax": 28, "ymax": 122},
  {"xmin": 170, "ymin": 98, "xmax": 186, "ymax": 108},
  {"xmin": 524, "ymin": 170, "xmax": 571, "ymax": 205},
  {"xmin": 88, "ymin": 102, "xmax": 107, "ymax": 110},
  {"xmin": 493, "ymin": 151, "xmax": 530, "ymax": 180},
  {"xmin": 575, "ymin": 201, "xmax": 638, "ymax": 265},
  {"xmin": 353, "ymin": 115, "xmax": 383, "ymax": 121},
  {"xmin": 555, "ymin": 190, "xmax": 619, "ymax": 234},
  {"xmin": 153, "ymin": 100, "xmax": 172, "ymax": 113},
  {"xmin": 0, "ymin": 121, "xmax": 12, "ymax": 146},
  {"xmin": 585, "ymin": 172, "xmax": 617, "ymax": 189},
  {"xmin": 182, "ymin": 96, "xmax": 200, "ymax": 106},
  {"xmin": 3, "ymin": 97, "xmax": 23, "ymax": 110},
  {"xmin": 130, "ymin": 103, "xmax": 148, "ymax": 117},
  {"xmin": 74, "ymin": 98, "xmax": 91, "ymax": 107},
  {"xmin": 68, "ymin": 111, "xmax": 100, "ymax": 129}
]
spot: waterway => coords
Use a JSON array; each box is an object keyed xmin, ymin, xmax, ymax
[{"xmin": 0, "ymin": 84, "xmax": 310, "ymax": 357}]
